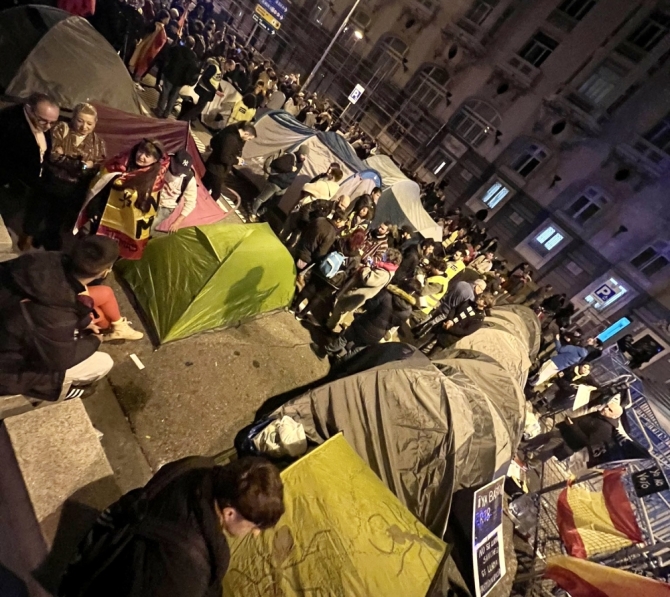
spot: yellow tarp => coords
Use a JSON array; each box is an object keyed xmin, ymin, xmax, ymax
[{"xmin": 223, "ymin": 434, "xmax": 447, "ymax": 597}]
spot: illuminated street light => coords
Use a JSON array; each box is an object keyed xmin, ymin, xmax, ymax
[{"xmin": 354, "ymin": 29, "xmax": 364, "ymax": 41}]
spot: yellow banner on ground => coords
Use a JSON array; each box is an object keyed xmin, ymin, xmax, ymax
[{"xmin": 223, "ymin": 434, "xmax": 446, "ymax": 597}]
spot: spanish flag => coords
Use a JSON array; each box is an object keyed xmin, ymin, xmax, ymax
[
  {"xmin": 557, "ymin": 469, "xmax": 643, "ymax": 558},
  {"xmin": 545, "ymin": 555, "xmax": 670, "ymax": 597}
]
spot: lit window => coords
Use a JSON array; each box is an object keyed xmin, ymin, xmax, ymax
[
  {"xmin": 510, "ymin": 144, "xmax": 548, "ymax": 177},
  {"xmin": 449, "ymin": 99, "xmax": 501, "ymax": 147},
  {"xmin": 463, "ymin": 0, "xmax": 499, "ymax": 26},
  {"xmin": 536, "ymin": 226, "xmax": 564, "ymax": 250},
  {"xmin": 480, "ymin": 181, "xmax": 510, "ymax": 209},
  {"xmin": 425, "ymin": 150, "xmax": 454, "ymax": 177},
  {"xmin": 577, "ymin": 60, "xmax": 628, "ymax": 107},
  {"xmin": 518, "ymin": 32, "xmax": 559, "ymax": 67},
  {"xmin": 631, "ymin": 246, "xmax": 670, "ymax": 277},
  {"xmin": 567, "ymin": 186, "xmax": 608, "ymax": 224},
  {"xmin": 557, "ymin": 0, "xmax": 597, "ymax": 21}
]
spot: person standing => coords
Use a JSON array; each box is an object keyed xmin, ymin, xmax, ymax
[
  {"xmin": 29, "ymin": 103, "xmax": 107, "ymax": 250},
  {"xmin": 156, "ymin": 36, "xmax": 200, "ymax": 118},
  {"xmin": 59, "ymin": 456, "xmax": 284, "ymax": 597},
  {"xmin": 0, "ymin": 92, "xmax": 59, "ymax": 194},
  {"xmin": 129, "ymin": 9, "xmax": 170, "ymax": 82},
  {"xmin": 203, "ymin": 123, "xmax": 256, "ymax": 200},
  {"xmin": 0, "ymin": 236, "xmax": 118, "ymax": 401},
  {"xmin": 530, "ymin": 335, "xmax": 598, "ymax": 387},
  {"xmin": 151, "ymin": 149, "xmax": 197, "ymax": 235}
]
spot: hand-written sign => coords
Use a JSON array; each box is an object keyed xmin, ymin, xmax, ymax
[
  {"xmin": 472, "ymin": 477, "xmax": 506, "ymax": 597},
  {"xmin": 632, "ymin": 465, "xmax": 669, "ymax": 498}
]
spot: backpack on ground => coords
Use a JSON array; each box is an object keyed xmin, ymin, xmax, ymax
[{"xmin": 319, "ymin": 252, "xmax": 345, "ymax": 279}]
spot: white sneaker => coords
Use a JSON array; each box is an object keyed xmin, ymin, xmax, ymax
[{"xmin": 103, "ymin": 317, "xmax": 144, "ymax": 342}]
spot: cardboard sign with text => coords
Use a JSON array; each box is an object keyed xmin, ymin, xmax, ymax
[{"xmin": 472, "ymin": 477, "xmax": 506, "ymax": 597}]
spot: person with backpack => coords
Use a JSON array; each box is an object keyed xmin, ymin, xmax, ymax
[
  {"xmin": 156, "ymin": 36, "xmax": 201, "ymax": 119},
  {"xmin": 58, "ymin": 455, "xmax": 285, "ymax": 597},
  {"xmin": 151, "ymin": 149, "xmax": 197, "ymax": 235}
]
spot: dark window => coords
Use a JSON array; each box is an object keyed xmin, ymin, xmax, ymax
[
  {"xmin": 557, "ymin": 0, "xmax": 597, "ymax": 21},
  {"xmin": 627, "ymin": 11, "xmax": 670, "ymax": 52},
  {"xmin": 631, "ymin": 247, "xmax": 656, "ymax": 268},
  {"xmin": 518, "ymin": 32, "xmax": 559, "ymax": 67}
]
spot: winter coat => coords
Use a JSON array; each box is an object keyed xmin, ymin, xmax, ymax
[
  {"xmin": 0, "ymin": 103, "xmax": 50, "ymax": 189},
  {"xmin": 334, "ymin": 263, "xmax": 398, "ymax": 315},
  {"xmin": 206, "ymin": 125, "xmax": 244, "ymax": 177},
  {"xmin": 557, "ymin": 412, "xmax": 619, "ymax": 452},
  {"xmin": 435, "ymin": 281, "xmax": 475, "ymax": 317},
  {"xmin": 293, "ymin": 217, "xmax": 338, "ymax": 265},
  {"xmin": 62, "ymin": 457, "xmax": 230, "ymax": 597},
  {"xmin": 0, "ymin": 253, "xmax": 99, "ymax": 400},
  {"xmin": 393, "ymin": 244, "xmax": 420, "ymax": 282},
  {"xmin": 163, "ymin": 44, "xmax": 200, "ymax": 87},
  {"xmin": 550, "ymin": 339, "xmax": 589, "ymax": 371},
  {"xmin": 346, "ymin": 285, "xmax": 415, "ymax": 347},
  {"xmin": 267, "ymin": 153, "xmax": 303, "ymax": 189}
]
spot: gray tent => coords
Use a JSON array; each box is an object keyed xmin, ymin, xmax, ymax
[
  {"xmin": 271, "ymin": 305, "xmax": 540, "ymax": 537},
  {"xmin": 0, "ymin": 5, "xmax": 144, "ymax": 115}
]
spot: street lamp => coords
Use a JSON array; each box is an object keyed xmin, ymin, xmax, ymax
[{"xmin": 354, "ymin": 29, "xmax": 364, "ymax": 41}]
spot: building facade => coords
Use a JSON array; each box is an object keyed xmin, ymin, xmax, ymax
[{"xmin": 221, "ymin": 0, "xmax": 670, "ymax": 382}]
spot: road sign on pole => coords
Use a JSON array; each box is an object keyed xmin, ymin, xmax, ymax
[
  {"xmin": 252, "ymin": 0, "xmax": 288, "ymax": 35},
  {"xmin": 347, "ymin": 83, "xmax": 365, "ymax": 104}
]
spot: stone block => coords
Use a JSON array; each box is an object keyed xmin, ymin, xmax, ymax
[{"xmin": 1, "ymin": 399, "xmax": 121, "ymax": 593}]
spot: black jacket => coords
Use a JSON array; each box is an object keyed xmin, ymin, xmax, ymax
[
  {"xmin": 63, "ymin": 457, "xmax": 230, "ymax": 597},
  {"xmin": 267, "ymin": 153, "xmax": 303, "ymax": 189},
  {"xmin": 346, "ymin": 286, "xmax": 414, "ymax": 347},
  {"xmin": 0, "ymin": 103, "xmax": 50, "ymax": 189},
  {"xmin": 206, "ymin": 125, "xmax": 244, "ymax": 176},
  {"xmin": 0, "ymin": 253, "xmax": 100, "ymax": 400},
  {"xmin": 294, "ymin": 217, "xmax": 338, "ymax": 265},
  {"xmin": 393, "ymin": 244, "xmax": 420, "ymax": 282},
  {"xmin": 163, "ymin": 44, "xmax": 200, "ymax": 87},
  {"xmin": 557, "ymin": 412, "xmax": 619, "ymax": 452}
]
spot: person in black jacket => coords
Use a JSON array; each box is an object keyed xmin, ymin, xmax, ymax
[
  {"xmin": 156, "ymin": 36, "xmax": 200, "ymax": 118},
  {"xmin": 0, "ymin": 236, "xmax": 118, "ymax": 401},
  {"xmin": 249, "ymin": 144, "xmax": 310, "ymax": 219},
  {"xmin": 520, "ymin": 401, "xmax": 623, "ymax": 463},
  {"xmin": 179, "ymin": 57, "xmax": 235, "ymax": 122},
  {"xmin": 544, "ymin": 363, "xmax": 598, "ymax": 411},
  {"xmin": 323, "ymin": 282, "xmax": 418, "ymax": 359},
  {"xmin": 0, "ymin": 93, "xmax": 59, "ymax": 191},
  {"xmin": 292, "ymin": 209, "xmax": 347, "ymax": 271},
  {"xmin": 393, "ymin": 239, "xmax": 434, "ymax": 283},
  {"xmin": 426, "ymin": 292, "xmax": 495, "ymax": 356},
  {"xmin": 203, "ymin": 122, "xmax": 256, "ymax": 199},
  {"xmin": 59, "ymin": 456, "xmax": 284, "ymax": 597}
]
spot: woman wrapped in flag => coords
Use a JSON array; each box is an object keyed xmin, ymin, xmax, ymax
[
  {"xmin": 129, "ymin": 10, "xmax": 170, "ymax": 81},
  {"xmin": 76, "ymin": 139, "xmax": 169, "ymax": 260}
]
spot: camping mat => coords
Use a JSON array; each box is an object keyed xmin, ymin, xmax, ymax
[{"xmin": 223, "ymin": 434, "xmax": 446, "ymax": 597}]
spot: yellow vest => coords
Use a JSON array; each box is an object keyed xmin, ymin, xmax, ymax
[
  {"xmin": 206, "ymin": 58, "xmax": 222, "ymax": 90},
  {"xmin": 228, "ymin": 101, "xmax": 256, "ymax": 124},
  {"xmin": 421, "ymin": 275, "xmax": 450, "ymax": 314},
  {"xmin": 444, "ymin": 259, "xmax": 465, "ymax": 280}
]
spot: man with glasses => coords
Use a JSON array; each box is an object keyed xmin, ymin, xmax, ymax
[{"xmin": 0, "ymin": 92, "xmax": 60, "ymax": 191}]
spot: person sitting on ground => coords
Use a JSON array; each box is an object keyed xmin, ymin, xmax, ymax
[
  {"xmin": 203, "ymin": 122, "xmax": 257, "ymax": 200},
  {"xmin": 327, "ymin": 248, "xmax": 403, "ymax": 330},
  {"xmin": 151, "ymin": 149, "xmax": 198, "ymax": 235},
  {"xmin": 521, "ymin": 401, "xmax": 623, "ymax": 464},
  {"xmin": 0, "ymin": 236, "xmax": 119, "ymax": 402},
  {"xmin": 27, "ymin": 102, "xmax": 106, "ymax": 251},
  {"xmin": 470, "ymin": 251, "xmax": 495, "ymax": 274},
  {"xmin": 309, "ymin": 162, "xmax": 342, "ymax": 184},
  {"xmin": 323, "ymin": 280, "xmax": 418, "ymax": 359},
  {"xmin": 59, "ymin": 456, "xmax": 285, "ymax": 597},
  {"xmin": 530, "ymin": 334, "xmax": 598, "ymax": 387},
  {"xmin": 361, "ymin": 222, "xmax": 391, "ymax": 262},
  {"xmin": 425, "ymin": 292, "xmax": 495, "ymax": 356},
  {"xmin": 250, "ymin": 144, "xmax": 309, "ymax": 220},
  {"xmin": 345, "ymin": 202, "xmax": 374, "ymax": 232},
  {"xmin": 394, "ymin": 238, "xmax": 434, "ymax": 283},
  {"xmin": 346, "ymin": 187, "xmax": 382, "ymax": 216}
]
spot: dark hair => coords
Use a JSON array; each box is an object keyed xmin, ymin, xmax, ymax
[
  {"xmin": 371, "ymin": 187, "xmax": 382, "ymax": 195},
  {"xmin": 27, "ymin": 91, "xmax": 58, "ymax": 109},
  {"xmin": 127, "ymin": 139, "xmax": 165, "ymax": 213},
  {"xmin": 332, "ymin": 209, "xmax": 348, "ymax": 223},
  {"xmin": 67, "ymin": 236, "xmax": 119, "ymax": 278},
  {"xmin": 477, "ymin": 292, "xmax": 496, "ymax": 309},
  {"xmin": 242, "ymin": 93, "xmax": 257, "ymax": 109},
  {"xmin": 330, "ymin": 167, "xmax": 343, "ymax": 182},
  {"xmin": 185, "ymin": 35, "xmax": 196, "ymax": 49},
  {"xmin": 239, "ymin": 123, "xmax": 257, "ymax": 137},
  {"xmin": 156, "ymin": 8, "xmax": 170, "ymax": 21},
  {"xmin": 212, "ymin": 457, "xmax": 284, "ymax": 529}
]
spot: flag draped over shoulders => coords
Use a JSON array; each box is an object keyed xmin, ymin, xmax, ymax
[{"xmin": 129, "ymin": 23, "xmax": 167, "ymax": 79}]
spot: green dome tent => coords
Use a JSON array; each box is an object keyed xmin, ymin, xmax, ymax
[{"xmin": 115, "ymin": 223, "xmax": 296, "ymax": 344}]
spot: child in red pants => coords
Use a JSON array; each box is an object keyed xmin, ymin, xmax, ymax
[{"xmin": 86, "ymin": 285, "xmax": 143, "ymax": 342}]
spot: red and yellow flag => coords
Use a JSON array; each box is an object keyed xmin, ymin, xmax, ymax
[
  {"xmin": 557, "ymin": 469, "xmax": 643, "ymax": 558},
  {"xmin": 546, "ymin": 555, "xmax": 670, "ymax": 597}
]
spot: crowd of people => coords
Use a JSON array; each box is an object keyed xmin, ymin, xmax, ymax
[{"xmin": 0, "ymin": 0, "xmax": 639, "ymax": 592}]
